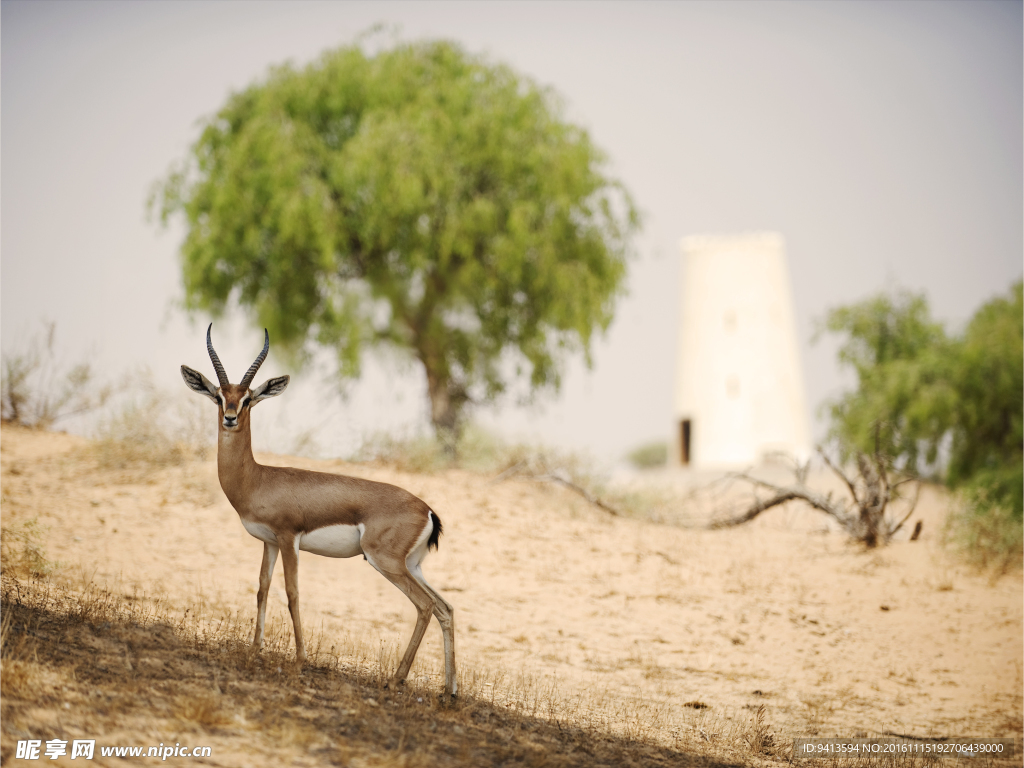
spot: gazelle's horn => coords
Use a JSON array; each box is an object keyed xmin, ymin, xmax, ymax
[
  {"xmin": 206, "ymin": 324, "xmax": 230, "ymax": 388},
  {"xmin": 239, "ymin": 329, "xmax": 270, "ymax": 389}
]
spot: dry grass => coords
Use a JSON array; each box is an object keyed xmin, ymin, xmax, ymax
[
  {"xmin": 943, "ymin": 492, "xmax": 1023, "ymax": 576},
  {"xmin": 0, "ymin": 571, "xmax": 729, "ymax": 767},
  {"xmin": 173, "ymin": 692, "xmax": 235, "ymax": 729},
  {"xmin": 89, "ymin": 383, "xmax": 213, "ymax": 473},
  {"xmin": 0, "ymin": 518, "xmax": 56, "ymax": 579},
  {"xmin": 2, "ymin": 570, "xmax": 1017, "ymax": 768},
  {"xmin": 1, "ymin": 321, "xmax": 114, "ymax": 430}
]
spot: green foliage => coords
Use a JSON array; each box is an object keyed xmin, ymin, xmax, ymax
[
  {"xmin": 819, "ymin": 291, "xmax": 955, "ymax": 475},
  {"xmin": 945, "ymin": 281, "xmax": 1023, "ymax": 515},
  {"xmin": 626, "ymin": 440, "xmax": 668, "ymax": 469},
  {"xmin": 152, "ymin": 38, "xmax": 639, "ymax": 443},
  {"xmin": 944, "ymin": 488, "xmax": 1023, "ymax": 573},
  {"xmin": 821, "ymin": 281, "xmax": 1023, "ymax": 524}
]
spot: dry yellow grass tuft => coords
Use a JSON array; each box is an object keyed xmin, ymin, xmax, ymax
[{"xmin": 173, "ymin": 692, "xmax": 235, "ymax": 729}]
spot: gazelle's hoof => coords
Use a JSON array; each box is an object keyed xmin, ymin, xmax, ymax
[{"xmin": 384, "ymin": 676, "xmax": 406, "ymax": 690}]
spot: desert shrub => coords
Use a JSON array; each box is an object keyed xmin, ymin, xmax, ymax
[
  {"xmin": 352, "ymin": 428, "xmax": 688, "ymax": 524},
  {"xmin": 944, "ymin": 490, "xmax": 1023, "ymax": 574},
  {"xmin": 478, "ymin": 434, "xmax": 677, "ymax": 520},
  {"xmin": 626, "ymin": 441, "xmax": 668, "ymax": 469},
  {"xmin": 354, "ymin": 424, "xmax": 680, "ymax": 520},
  {"xmin": 91, "ymin": 380, "xmax": 212, "ymax": 470},
  {"xmin": 822, "ymin": 281, "xmax": 1022, "ymax": 559},
  {"xmin": 0, "ymin": 518, "xmax": 55, "ymax": 578},
  {"xmin": 354, "ymin": 430, "xmax": 449, "ymax": 473},
  {"xmin": 355, "ymin": 423, "xmax": 543, "ymax": 475},
  {"xmin": 1, "ymin": 322, "xmax": 113, "ymax": 429}
]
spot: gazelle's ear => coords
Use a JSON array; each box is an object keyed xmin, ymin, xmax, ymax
[
  {"xmin": 251, "ymin": 375, "xmax": 290, "ymax": 404},
  {"xmin": 181, "ymin": 365, "xmax": 219, "ymax": 403}
]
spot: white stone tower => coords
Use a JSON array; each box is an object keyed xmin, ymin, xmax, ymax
[{"xmin": 673, "ymin": 232, "xmax": 811, "ymax": 468}]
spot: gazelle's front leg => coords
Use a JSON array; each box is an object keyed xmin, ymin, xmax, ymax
[
  {"xmin": 253, "ymin": 542, "xmax": 279, "ymax": 649},
  {"xmin": 279, "ymin": 534, "xmax": 306, "ymax": 663}
]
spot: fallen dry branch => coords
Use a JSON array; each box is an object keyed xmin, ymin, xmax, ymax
[
  {"xmin": 711, "ymin": 445, "xmax": 921, "ymax": 547},
  {"xmin": 491, "ymin": 461, "xmax": 623, "ymax": 516},
  {"xmin": 530, "ymin": 473, "xmax": 623, "ymax": 517}
]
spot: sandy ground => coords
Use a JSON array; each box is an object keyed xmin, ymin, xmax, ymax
[{"xmin": 2, "ymin": 424, "xmax": 1021, "ymax": 743}]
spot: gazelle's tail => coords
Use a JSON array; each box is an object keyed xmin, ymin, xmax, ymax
[{"xmin": 427, "ymin": 510, "xmax": 443, "ymax": 551}]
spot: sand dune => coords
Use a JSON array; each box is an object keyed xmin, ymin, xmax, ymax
[{"xmin": 2, "ymin": 424, "xmax": 1020, "ymax": 750}]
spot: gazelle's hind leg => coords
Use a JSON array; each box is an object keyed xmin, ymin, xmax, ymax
[
  {"xmin": 253, "ymin": 542, "xmax": 279, "ymax": 649},
  {"xmin": 366, "ymin": 553, "xmax": 436, "ymax": 688},
  {"xmin": 410, "ymin": 562, "xmax": 457, "ymax": 696}
]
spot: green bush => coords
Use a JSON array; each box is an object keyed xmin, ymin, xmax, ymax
[
  {"xmin": 822, "ymin": 280, "xmax": 1022, "ymax": 564},
  {"xmin": 944, "ymin": 490, "xmax": 1023, "ymax": 573},
  {"xmin": 626, "ymin": 441, "xmax": 668, "ymax": 469}
]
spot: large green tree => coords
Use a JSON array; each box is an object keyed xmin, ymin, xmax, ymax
[
  {"xmin": 152, "ymin": 39, "xmax": 639, "ymax": 447},
  {"xmin": 821, "ymin": 281, "xmax": 1023, "ymax": 516}
]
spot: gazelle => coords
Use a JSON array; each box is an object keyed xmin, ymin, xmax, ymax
[{"xmin": 181, "ymin": 326, "xmax": 456, "ymax": 697}]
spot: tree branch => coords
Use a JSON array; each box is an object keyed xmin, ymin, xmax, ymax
[
  {"xmin": 531, "ymin": 474, "xmax": 622, "ymax": 516},
  {"xmin": 886, "ymin": 481, "xmax": 921, "ymax": 538},
  {"xmin": 709, "ymin": 491, "xmax": 803, "ymax": 528},
  {"xmin": 818, "ymin": 447, "xmax": 860, "ymax": 505},
  {"xmin": 489, "ymin": 464, "xmax": 622, "ymax": 516},
  {"xmin": 725, "ymin": 474, "xmax": 844, "ymax": 520}
]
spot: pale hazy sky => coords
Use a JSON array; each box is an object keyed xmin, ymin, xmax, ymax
[{"xmin": 2, "ymin": 1, "xmax": 1021, "ymax": 461}]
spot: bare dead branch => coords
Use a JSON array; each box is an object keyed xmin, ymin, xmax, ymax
[
  {"xmin": 711, "ymin": 446, "xmax": 923, "ymax": 548},
  {"xmin": 709, "ymin": 491, "xmax": 802, "ymax": 528},
  {"xmin": 487, "ymin": 460, "xmax": 526, "ymax": 486},
  {"xmin": 887, "ymin": 481, "xmax": 922, "ymax": 538},
  {"xmin": 818, "ymin": 447, "xmax": 860, "ymax": 505},
  {"xmin": 873, "ymin": 447, "xmax": 892, "ymax": 506},
  {"xmin": 531, "ymin": 474, "xmax": 622, "ymax": 517},
  {"xmin": 489, "ymin": 461, "xmax": 623, "ymax": 516},
  {"xmin": 725, "ymin": 474, "xmax": 846, "ymax": 521}
]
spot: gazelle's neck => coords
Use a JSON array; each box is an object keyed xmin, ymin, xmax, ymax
[{"xmin": 217, "ymin": 423, "xmax": 260, "ymax": 509}]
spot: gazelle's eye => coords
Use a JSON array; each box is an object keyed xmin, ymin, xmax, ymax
[{"xmin": 240, "ymin": 397, "xmax": 251, "ymax": 409}]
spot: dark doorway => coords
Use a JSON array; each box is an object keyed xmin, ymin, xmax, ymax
[{"xmin": 680, "ymin": 419, "xmax": 691, "ymax": 465}]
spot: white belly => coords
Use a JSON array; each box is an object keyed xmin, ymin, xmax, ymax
[
  {"xmin": 241, "ymin": 519, "xmax": 278, "ymax": 545},
  {"xmin": 299, "ymin": 523, "xmax": 364, "ymax": 558}
]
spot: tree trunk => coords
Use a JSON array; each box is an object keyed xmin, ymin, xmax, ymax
[{"xmin": 425, "ymin": 368, "xmax": 468, "ymax": 457}]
